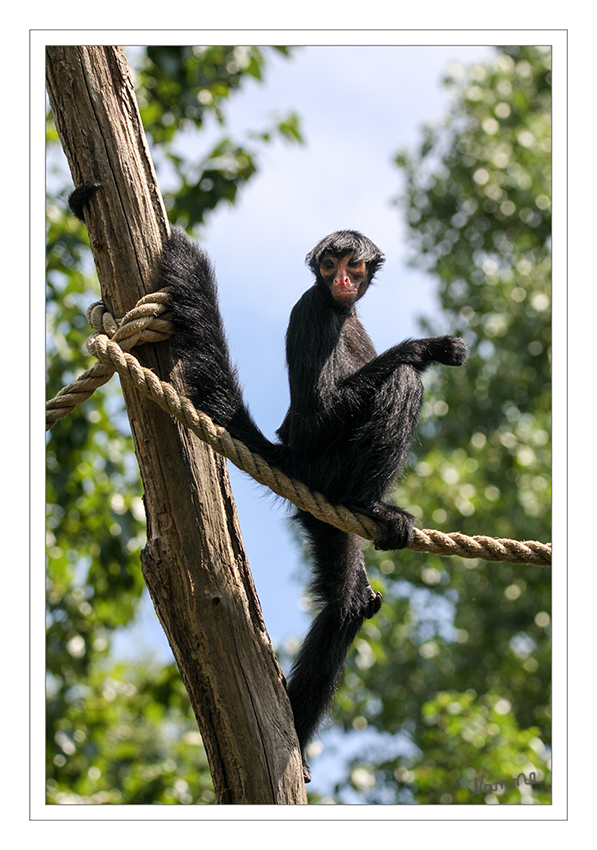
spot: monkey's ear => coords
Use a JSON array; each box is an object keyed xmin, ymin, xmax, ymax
[{"xmin": 68, "ymin": 182, "xmax": 102, "ymax": 222}]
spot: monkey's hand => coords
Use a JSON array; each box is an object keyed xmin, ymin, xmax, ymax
[{"xmin": 434, "ymin": 335, "xmax": 468, "ymax": 367}]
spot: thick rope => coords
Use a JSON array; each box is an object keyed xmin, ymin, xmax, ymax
[
  {"xmin": 45, "ymin": 293, "xmax": 171, "ymax": 428},
  {"xmin": 46, "ymin": 293, "xmax": 552, "ymax": 567}
]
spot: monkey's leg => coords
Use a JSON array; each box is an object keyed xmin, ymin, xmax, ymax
[
  {"xmin": 288, "ymin": 521, "xmax": 381, "ymax": 779},
  {"xmin": 339, "ymin": 366, "xmax": 423, "ymax": 547}
]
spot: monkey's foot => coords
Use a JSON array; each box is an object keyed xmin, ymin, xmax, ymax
[
  {"xmin": 373, "ymin": 507, "xmax": 415, "ymax": 551},
  {"xmin": 347, "ymin": 502, "xmax": 415, "ymax": 550},
  {"xmin": 365, "ymin": 590, "xmax": 383, "ymax": 619}
]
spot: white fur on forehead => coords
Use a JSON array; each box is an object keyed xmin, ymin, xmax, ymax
[{"xmin": 305, "ymin": 230, "xmax": 385, "ymax": 275}]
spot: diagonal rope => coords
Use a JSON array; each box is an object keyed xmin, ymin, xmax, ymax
[{"xmin": 46, "ymin": 292, "xmax": 552, "ymax": 567}]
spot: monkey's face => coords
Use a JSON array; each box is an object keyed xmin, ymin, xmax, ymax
[{"xmin": 319, "ymin": 252, "xmax": 369, "ymax": 307}]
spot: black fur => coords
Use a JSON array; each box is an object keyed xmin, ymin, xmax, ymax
[
  {"xmin": 68, "ymin": 183, "xmax": 102, "ymax": 222},
  {"xmin": 162, "ymin": 226, "xmax": 467, "ymax": 780}
]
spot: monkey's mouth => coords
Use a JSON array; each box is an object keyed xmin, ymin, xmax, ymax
[{"xmin": 332, "ymin": 282, "xmax": 359, "ymax": 303}]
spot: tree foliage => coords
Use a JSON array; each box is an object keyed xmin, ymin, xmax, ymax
[
  {"xmin": 136, "ymin": 46, "xmax": 301, "ymax": 227},
  {"xmin": 326, "ymin": 46, "xmax": 551, "ymax": 805}
]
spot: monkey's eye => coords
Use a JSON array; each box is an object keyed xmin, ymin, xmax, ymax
[{"xmin": 321, "ymin": 259, "xmax": 336, "ymax": 270}]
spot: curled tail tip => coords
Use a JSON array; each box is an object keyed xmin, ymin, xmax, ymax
[{"xmin": 68, "ymin": 182, "xmax": 102, "ymax": 222}]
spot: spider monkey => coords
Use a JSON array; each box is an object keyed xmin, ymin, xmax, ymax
[
  {"xmin": 69, "ymin": 186, "xmax": 467, "ymax": 781},
  {"xmin": 161, "ymin": 227, "xmax": 467, "ymax": 781}
]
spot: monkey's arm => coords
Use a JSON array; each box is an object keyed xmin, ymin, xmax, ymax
[{"xmin": 341, "ymin": 336, "xmax": 468, "ymax": 391}]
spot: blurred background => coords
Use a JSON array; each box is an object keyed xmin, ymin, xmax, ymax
[{"xmin": 45, "ymin": 42, "xmax": 552, "ymax": 804}]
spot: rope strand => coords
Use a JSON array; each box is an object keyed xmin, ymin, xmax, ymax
[{"xmin": 46, "ymin": 292, "xmax": 552, "ymax": 567}]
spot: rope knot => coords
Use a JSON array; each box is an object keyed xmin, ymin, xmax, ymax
[
  {"xmin": 86, "ymin": 301, "xmax": 118, "ymax": 336},
  {"xmin": 86, "ymin": 291, "xmax": 173, "ymax": 354},
  {"xmin": 46, "ymin": 290, "xmax": 174, "ymax": 430}
]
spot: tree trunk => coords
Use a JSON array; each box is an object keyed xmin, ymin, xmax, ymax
[{"xmin": 46, "ymin": 45, "xmax": 307, "ymax": 805}]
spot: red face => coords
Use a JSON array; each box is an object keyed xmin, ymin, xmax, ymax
[{"xmin": 319, "ymin": 252, "xmax": 369, "ymax": 307}]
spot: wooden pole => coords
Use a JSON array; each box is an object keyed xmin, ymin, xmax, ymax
[{"xmin": 46, "ymin": 45, "xmax": 306, "ymax": 805}]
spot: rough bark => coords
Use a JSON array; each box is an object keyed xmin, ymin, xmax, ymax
[{"xmin": 46, "ymin": 45, "xmax": 306, "ymax": 805}]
